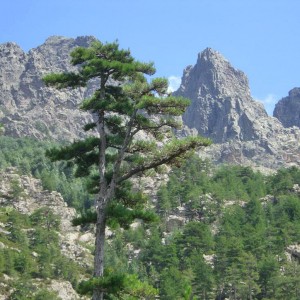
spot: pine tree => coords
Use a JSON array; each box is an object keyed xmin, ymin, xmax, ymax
[{"xmin": 43, "ymin": 40, "xmax": 211, "ymax": 299}]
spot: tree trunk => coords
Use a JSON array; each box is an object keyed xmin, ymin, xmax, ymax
[
  {"xmin": 248, "ymin": 284, "xmax": 252, "ymax": 300},
  {"xmin": 92, "ymin": 204, "xmax": 106, "ymax": 300}
]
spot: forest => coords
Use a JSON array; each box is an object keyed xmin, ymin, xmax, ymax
[{"xmin": 0, "ymin": 135, "xmax": 299, "ymax": 299}]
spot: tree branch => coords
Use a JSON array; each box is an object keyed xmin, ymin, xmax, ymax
[
  {"xmin": 117, "ymin": 139, "xmax": 205, "ymax": 183},
  {"xmin": 106, "ymin": 109, "xmax": 138, "ymax": 200}
]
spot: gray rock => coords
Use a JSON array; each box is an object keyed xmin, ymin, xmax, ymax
[
  {"xmin": 286, "ymin": 244, "xmax": 300, "ymax": 260},
  {"xmin": 175, "ymin": 48, "xmax": 268, "ymax": 143},
  {"xmin": 175, "ymin": 48, "xmax": 300, "ymax": 169},
  {"xmin": 0, "ymin": 168, "xmax": 93, "ymax": 268},
  {"xmin": 273, "ymin": 87, "xmax": 300, "ymax": 128},
  {"xmin": 0, "ymin": 36, "xmax": 96, "ymax": 141},
  {"xmin": 49, "ymin": 280, "xmax": 83, "ymax": 300},
  {"xmin": 1, "ymin": 37, "xmax": 300, "ymax": 170}
]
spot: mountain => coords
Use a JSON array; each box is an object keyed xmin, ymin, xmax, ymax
[
  {"xmin": 0, "ymin": 37, "xmax": 300, "ymax": 299},
  {"xmin": 0, "ymin": 36, "xmax": 96, "ymax": 141},
  {"xmin": 0, "ymin": 37, "xmax": 299, "ymax": 170},
  {"xmin": 273, "ymin": 87, "xmax": 300, "ymax": 128},
  {"xmin": 175, "ymin": 48, "xmax": 268, "ymax": 143},
  {"xmin": 175, "ymin": 48, "xmax": 300, "ymax": 170}
]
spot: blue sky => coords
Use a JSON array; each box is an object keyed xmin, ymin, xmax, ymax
[{"xmin": 1, "ymin": 0, "xmax": 300, "ymax": 115}]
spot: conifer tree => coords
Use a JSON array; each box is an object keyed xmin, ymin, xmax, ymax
[{"xmin": 43, "ymin": 40, "xmax": 211, "ymax": 300}]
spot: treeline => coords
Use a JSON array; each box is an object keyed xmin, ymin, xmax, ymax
[{"xmin": 0, "ymin": 136, "xmax": 93, "ymax": 210}]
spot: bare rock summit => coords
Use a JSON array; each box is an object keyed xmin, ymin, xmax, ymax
[
  {"xmin": 0, "ymin": 36, "xmax": 96, "ymax": 141},
  {"xmin": 1, "ymin": 37, "xmax": 299, "ymax": 170},
  {"xmin": 273, "ymin": 87, "xmax": 300, "ymax": 128},
  {"xmin": 175, "ymin": 48, "xmax": 268, "ymax": 143},
  {"xmin": 175, "ymin": 48, "xmax": 300, "ymax": 169}
]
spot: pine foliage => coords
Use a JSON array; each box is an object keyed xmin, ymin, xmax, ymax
[{"xmin": 43, "ymin": 40, "xmax": 211, "ymax": 299}]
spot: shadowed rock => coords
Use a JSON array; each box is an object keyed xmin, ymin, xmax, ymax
[
  {"xmin": 175, "ymin": 48, "xmax": 300, "ymax": 170},
  {"xmin": 0, "ymin": 36, "xmax": 96, "ymax": 141},
  {"xmin": 175, "ymin": 48, "xmax": 267, "ymax": 143},
  {"xmin": 274, "ymin": 87, "xmax": 300, "ymax": 128}
]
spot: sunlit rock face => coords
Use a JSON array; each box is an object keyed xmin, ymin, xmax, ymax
[
  {"xmin": 175, "ymin": 48, "xmax": 300, "ymax": 170},
  {"xmin": 274, "ymin": 87, "xmax": 300, "ymax": 128},
  {"xmin": 0, "ymin": 36, "xmax": 96, "ymax": 141},
  {"xmin": 175, "ymin": 48, "xmax": 267, "ymax": 143},
  {"xmin": 0, "ymin": 37, "xmax": 300, "ymax": 170}
]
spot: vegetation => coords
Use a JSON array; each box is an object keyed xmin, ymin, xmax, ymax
[
  {"xmin": 0, "ymin": 135, "xmax": 94, "ymax": 210},
  {"xmin": 0, "ymin": 40, "xmax": 299, "ymax": 299},
  {"xmin": 131, "ymin": 157, "xmax": 300, "ymax": 299},
  {"xmin": 43, "ymin": 40, "xmax": 211, "ymax": 299},
  {"xmin": 0, "ymin": 208, "xmax": 84, "ymax": 299},
  {"xmin": 0, "ymin": 139, "xmax": 300, "ymax": 298}
]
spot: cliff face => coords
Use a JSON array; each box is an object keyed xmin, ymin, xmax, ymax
[
  {"xmin": 0, "ymin": 37, "xmax": 299, "ymax": 169},
  {"xmin": 175, "ymin": 48, "xmax": 268, "ymax": 143},
  {"xmin": 273, "ymin": 87, "xmax": 300, "ymax": 128},
  {"xmin": 175, "ymin": 48, "xmax": 300, "ymax": 170},
  {"xmin": 0, "ymin": 36, "xmax": 95, "ymax": 141}
]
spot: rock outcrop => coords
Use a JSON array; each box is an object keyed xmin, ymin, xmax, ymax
[
  {"xmin": 0, "ymin": 167, "xmax": 93, "ymax": 268},
  {"xmin": 0, "ymin": 167, "xmax": 93, "ymax": 299},
  {"xmin": 175, "ymin": 48, "xmax": 300, "ymax": 170},
  {"xmin": 273, "ymin": 87, "xmax": 300, "ymax": 128},
  {"xmin": 175, "ymin": 48, "xmax": 268, "ymax": 143},
  {"xmin": 0, "ymin": 36, "xmax": 95, "ymax": 141},
  {"xmin": 0, "ymin": 37, "xmax": 300, "ymax": 170}
]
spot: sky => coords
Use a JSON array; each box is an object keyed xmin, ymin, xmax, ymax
[{"xmin": 1, "ymin": 0, "xmax": 300, "ymax": 115}]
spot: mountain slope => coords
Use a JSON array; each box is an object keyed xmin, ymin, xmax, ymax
[
  {"xmin": 0, "ymin": 37, "xmax": 299, "ymax": 170},
  {"xmin": 0, "ymin": 36, "xmax": 95, "ymax": 141},
  {"xmin": 0, "ymin": 167, "xmax": 92, "ymax": 299},
  {"xmin": 175, "ymin": 48, "xmax": 300, "ymax": 170}
]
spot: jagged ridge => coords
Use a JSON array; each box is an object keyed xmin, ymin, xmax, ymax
[
  {"xmin": 0, "ymin": 37, "xmax": 299, "ymax": 170},
  {"xmin": 175, "ymin": 48, "xmax": 300, "ymax": 170},
  {"xmin": 0, "ymin": 36, "xmax": 96, "ymax": 141},
  {"xmin": 274, "ymin": 87, "xmax": 300, "ymax": 128}
]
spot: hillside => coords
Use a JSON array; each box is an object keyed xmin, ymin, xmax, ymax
[
  {"xmin": 1, "ymin": 152, "xmax": 300, "ymax": 299},
  {"xmin": 0, "ymin": 37, "xmax": 300, "ymax": 169},
  {"xmin": 0, "ymin": 167, "xmax": 92, "ymax": 299},
  {"xmin": 174, "ymin": 48, "xmax": 300, "ymax": 170},
  {"xmin": 0, "ymin": 37, "xmax": 300, "ymax": 299}
]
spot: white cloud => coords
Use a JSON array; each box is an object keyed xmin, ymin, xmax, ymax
[
  {"xmin": 254, "ymin": 94, "xmax": 278, "ymax": 115},
  {"xmin": 167, "ymin": 76, "xmax": 181, "ymax": 93},
  {"xmin": 258, "ymin": 94, "xmax": 277, "ymax": 105}
]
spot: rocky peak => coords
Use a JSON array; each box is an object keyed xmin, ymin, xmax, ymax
[
  {"xmin": 1, "ymin": 38, "xmax": 300, "ymax": 170},
  {"xmin": 179, "ymin": 48, "xmax": 251, "ymax": 100},
  {"xmin": 0, "ymin": 42, "xmax": 27, "ymax": 91},
  {"xmin": 175, "ymin": 48, "xmax": 267, "ymax": 143},
  {"xmin": 0, "ymin": 42, "xmax": 25, "ymax": 56},
  {"xmin": 273, "ymin": 87, "xmax": 300, "ymax": 128},
  {"xmin": 29, "ymin": 35, "xmax": 96, "ymax": 74},
  {"xmin": 288, "ymin": 87, "xmax": 300, "ymax": 98},
  {"xmin": 0, "ymin": 36, "xmax": 95, "ymax": 140},
  {"xmin": 175, "ymin": 48, "xmax": 300, "ymax": 170}
]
